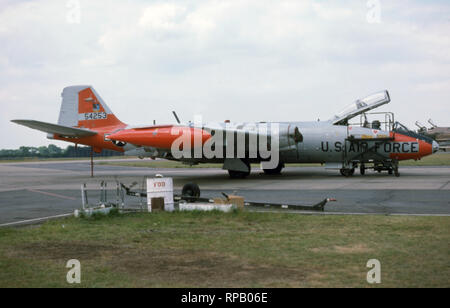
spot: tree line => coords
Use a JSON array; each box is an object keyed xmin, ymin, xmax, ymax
[{"xmin": 0, "ymin": 145, "xmax": 123, "ymax": 160}]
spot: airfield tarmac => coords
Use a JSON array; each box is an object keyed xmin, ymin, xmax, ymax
[{"xmin": 0, "ymin": 159, "xmax": 449, "ymax": 225}]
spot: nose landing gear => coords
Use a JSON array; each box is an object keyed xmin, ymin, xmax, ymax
[
  {"xmin": 340, "ymin": 162, "xmax": 357, "ymax": 177},
  {"xmin": 393, "ymin": 162, "xmax": 400, "ymax": 177},
  {"xmin": 340, "ymin": 168, "xmax": 355, "ymax": 177},
  {"xmin": 360, "ymin": 163, "xmax": 366, "ymax": 175}
]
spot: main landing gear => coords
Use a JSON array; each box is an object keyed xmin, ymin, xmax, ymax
[
  {"xmin": 227, "ymin": 161, "xmax": 286, "ymax": 178},
  {"xmin": 263, "ymin": 162, "xmax": 285, "ymax": 175},
  {"xmin": 228, "ymin": 169, "xmax": 251, "ymax": 179},
  {"xmin": 228, "ymin": 160, "xmax": 251, "ymax": 179}
]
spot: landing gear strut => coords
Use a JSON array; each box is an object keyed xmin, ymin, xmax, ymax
[
  {"xmin": 385, "ymin": 161, "xmax": 400, "ymax": 177},
  {"xmin": 393, "ymin": 161, "xmax": 400, "ymax": 177},
  {"xmin": 360, "ymin": 163, "xmax": 366, "ymax": 175}
]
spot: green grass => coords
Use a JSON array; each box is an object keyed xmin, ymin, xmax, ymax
[
  {"xmin": 400, "ymin": 153, "xmax": 450, "ymax": 166},
  {"xmin": 0, "ymin": 212, "xmax": 448, "ymax": 288},
  {"xmin": 0, "ymin": 156, "xmax": 127, "ymax": 164}
]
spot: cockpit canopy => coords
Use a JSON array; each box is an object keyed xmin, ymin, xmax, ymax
[
  {"xmin": 393, "ymin": 122, "xmax": 411, "ymax": 133},
  {"xmin": 331, "ymin": 90, "xmax": 391, "ymax": 125},
  {"xmin": 393, "ymin": 121, "xmax": 435, "ymax": 143}
]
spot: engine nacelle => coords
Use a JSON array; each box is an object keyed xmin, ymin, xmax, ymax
[{"xmin": 277, "ymin": 124, "xmax": 303, "ymax": 151}]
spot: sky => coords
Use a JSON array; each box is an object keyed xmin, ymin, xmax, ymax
[{"xmin": 1, "ymin": 0, "xmax": 449, "ymax": 149}]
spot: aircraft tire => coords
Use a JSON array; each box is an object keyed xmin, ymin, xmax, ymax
[
  {"xmin": 228, "ymin": 170, "xmax": 251, "ymax": 179},
  {"xmin": 263, "ymin": 163, "xmax": 284, "ymax": 175},
  {"xmin": 360, "ymin": 164, "xmax": 366, "ymax": 175},
  {"xmin": 228, "ymin": 160, "xmax": 251, "ymax": 179},
  {"xmin": 340, "ymin": 168, "xmax": 355, "ymax": 177}
]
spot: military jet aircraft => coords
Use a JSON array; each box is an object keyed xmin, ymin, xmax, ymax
[
  {"xmin": 12, "ymin": 85, "xmax": 439, "ymax": 178},
  {"xmin": 415, "ymin": 120, "xmax": 450, "ymax": 152}
]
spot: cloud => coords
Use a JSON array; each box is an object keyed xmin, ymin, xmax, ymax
[
  {"xmin": 139, "ymin": 3, "xmax": 188, "ymax": 36},
  {"xmin": 0, "ymin": 0, "xmax": 449, "ymax": 148}
]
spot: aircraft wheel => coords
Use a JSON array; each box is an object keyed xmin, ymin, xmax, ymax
[
  {"xmin": 388, "ymin": 168, "xmax": 393, "ymax": 175},
  {"xmin": 227, "ymin": 160, "xmax": 251, "ymax": 179},
  {"xmin": 228, "ymin": 170, "xmax": 250, "ymax": 179},
  {"xmin": 340, "ymin": 168, "xmax": 355, "ymax": 177},
  {"xmin": 263, "ymin": 163, "xmax": 284, "ymax": 175},
  {"xmin": 394, "ymin": 168, "xmax": 400, "ymax": 177},
  {"xmin": 360, "ymin": 164, "xmax": 366, "ymax": 175}
]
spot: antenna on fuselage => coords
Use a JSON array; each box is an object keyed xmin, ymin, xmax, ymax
[
  {"xmin": 415, "ymin": 121, "xmax": 426, "ymax": 130},
  {"xmin": 172, "ymin": 111, "xmax": 181, "ymax": 124},
  {"xmin": 428, "ymin": 119, "xmax": 437, "ymax": 128}
]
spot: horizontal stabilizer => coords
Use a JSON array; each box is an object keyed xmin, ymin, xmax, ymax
[{"xmin": 11, "ymin": 120, "xmax": 97, "ymax": 137}]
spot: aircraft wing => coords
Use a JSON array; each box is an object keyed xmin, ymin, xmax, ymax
[
  {"xmin": 11, "ymin": 120, "xmax": 97, "ymax": 137},
  {"xmin": 331, "ymin": 90, "xmax": 391, "ymax": 125}
]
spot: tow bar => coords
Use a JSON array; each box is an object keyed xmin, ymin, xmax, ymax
[{"xmin": 121, "ymin": 183, "xmax": 336, "ymax": 212}]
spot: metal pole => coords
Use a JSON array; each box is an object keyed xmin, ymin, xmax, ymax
[
  {"xmin": 81, "ymin": 184, "xmax": 87, "ymax": 210},
  {"xmin": 91, "ymin": 147, "xmax": 94, "ymax": 178}
]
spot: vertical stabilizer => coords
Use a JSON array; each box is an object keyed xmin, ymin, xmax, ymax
[{"xmin": 58, "ymin": 85, "xmax": 124, "ymax": 129}]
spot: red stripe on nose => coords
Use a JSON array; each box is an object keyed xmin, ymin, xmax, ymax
[{"xmin": 389, "ymin": 133, "xmax": 433, "ymax": 161}]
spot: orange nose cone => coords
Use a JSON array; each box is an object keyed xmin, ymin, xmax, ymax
[
  {"xmin": 389, "ymin": 132, "xmax": 433, "ymax": 161},
  {"xmin": 109, "ymin": 126, "xmax": 211, "ymax": 149}
]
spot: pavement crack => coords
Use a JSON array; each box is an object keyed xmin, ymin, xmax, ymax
[{"xmin": 438, "ymin": 181, "xmax": 449, "ymax": 190}]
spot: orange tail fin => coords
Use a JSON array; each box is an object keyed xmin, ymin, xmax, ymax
[{"xmin": 58, "ymin": 85, "xmax": 125, "ymax": 130}]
